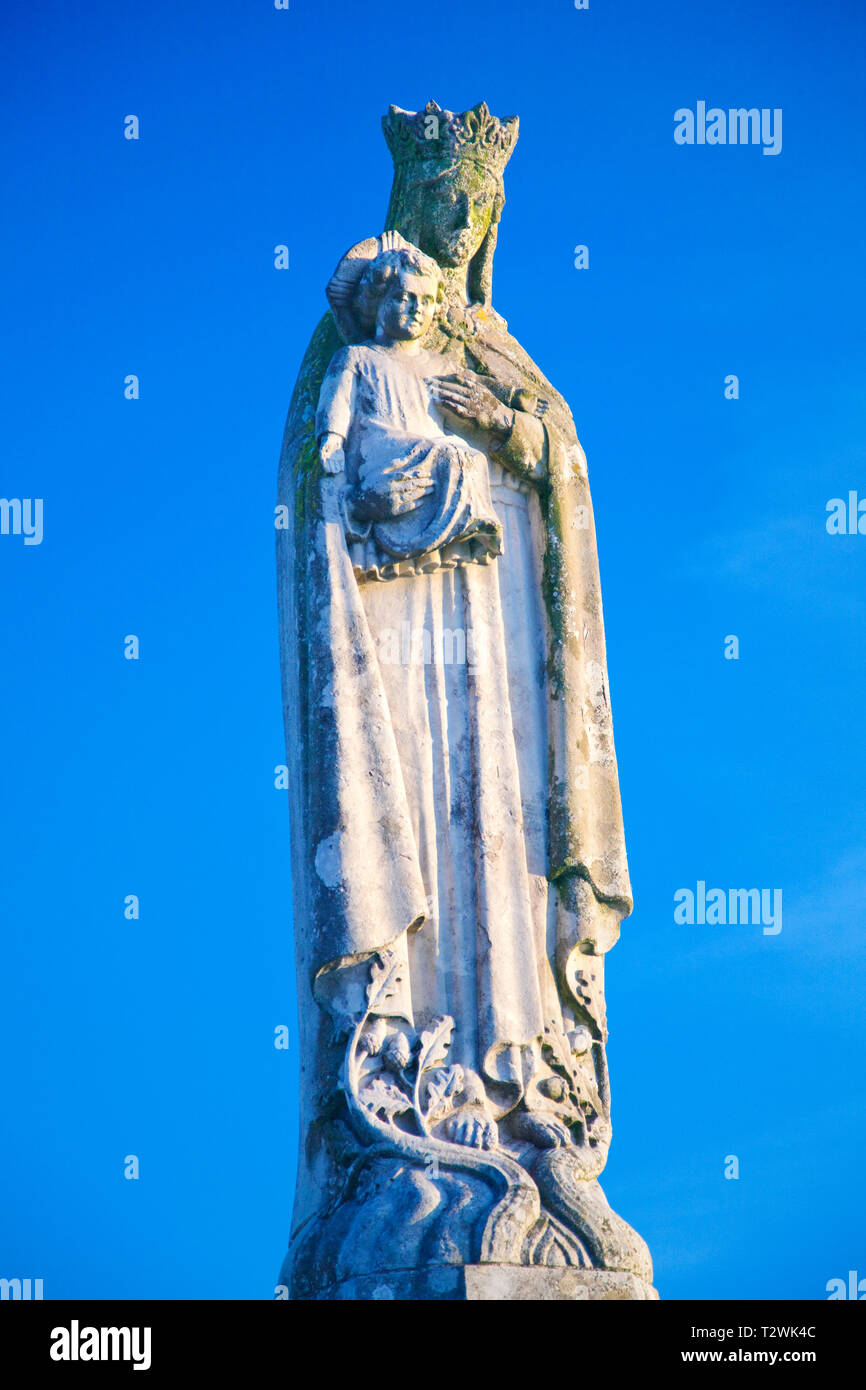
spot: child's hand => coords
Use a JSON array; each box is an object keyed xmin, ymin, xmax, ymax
[{"xmin": 319, "ymin": 432, "xmax": 345, "ymax": 475}]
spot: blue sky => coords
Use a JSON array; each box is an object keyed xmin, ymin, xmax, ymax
[{"xmin": 1, "ymin": 0, "xmax": 864, "ymax": 1300}]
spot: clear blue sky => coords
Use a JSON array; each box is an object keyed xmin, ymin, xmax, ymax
[{"xmin": 1, "ymin": 0, "xmax": 864, "ymax": 1300}]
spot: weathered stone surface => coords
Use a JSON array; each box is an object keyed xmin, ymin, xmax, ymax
[
  {"xmin": 464, "ymin": 1267, "xmax": 659, "ymax": 1302},
  {"xmin": 276, "ymin": 101, "xmax": 654, "ymax": 1302},
  {"xmin": 299, "ymin": 1267, "xmax": 657, "ymax": 1303}
]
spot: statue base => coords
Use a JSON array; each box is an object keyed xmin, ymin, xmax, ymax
[{"xmin": 304, "ymin": 1266, "xmax": 659, "ymax": 1301}]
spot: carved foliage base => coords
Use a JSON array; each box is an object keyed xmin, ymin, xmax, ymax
[{"xmin": 285, "ymin": 951, "xmax": 653, "ymax": 1301}]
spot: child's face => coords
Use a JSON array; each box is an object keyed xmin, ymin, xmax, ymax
[{"xmin": 377, "ymin": 270, "xmax": 438, "ymax": 342}]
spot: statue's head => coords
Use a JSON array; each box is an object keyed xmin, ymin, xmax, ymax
[
  {"xmin": 382, "ymin": 101, "xmax": 519, "ymax": 304},
  {"xmin": 357, "ymin": 244, "xmax": 443, "ymax": 343},
  {"xmin": 409, "ymin": 164, "xmax": 500, "ymax": 269},
  {"xmin": 326, "ymin": 231, "xmax": 445, "ymax": 344}
]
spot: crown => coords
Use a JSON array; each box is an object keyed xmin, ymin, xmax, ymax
[{"xmin": 382, "ymin": 100, "xmax": 519, "ymax": 182}]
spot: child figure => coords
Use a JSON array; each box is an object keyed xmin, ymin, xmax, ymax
[{"xmin": 316, "ymin": 240, "xmax": 502, "ymax": 571}]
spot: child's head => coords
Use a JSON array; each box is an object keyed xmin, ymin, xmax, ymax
[{"xmin": 357, "ymin": 245, "xmax": 443, "ymax": 342}]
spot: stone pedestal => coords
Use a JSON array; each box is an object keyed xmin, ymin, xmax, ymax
[
  {"xmin": 465, "ymin": 1267, "xmax": 659, "ymax": 1301},
  {"xmin": 307, "ymin": 1266, "xmax": 658, "ymax": 1302}
]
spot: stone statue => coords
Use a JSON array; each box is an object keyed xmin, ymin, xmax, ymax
[{"xmin": 276, "ymin": 101, "xmax": 656, "ymax": 1301}]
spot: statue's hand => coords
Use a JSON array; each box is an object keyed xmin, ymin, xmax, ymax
[
  {"xmin": 430, "ymin": 371, "xmax": 514, "ymax": 438},
  {"xmin": 353, "ymin": 469, "xmax": 435, "ymax": 521},
  {"xmin": 319, "ymin": 432, "xmax": 345, "ymax": 475}
]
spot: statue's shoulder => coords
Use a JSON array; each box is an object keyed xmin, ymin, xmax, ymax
[
  {"xmin": 460, "ymin": 307, "xmax": 576, "ymax": 436},
  {"xmin": 323, "ymin": 340, "xmax": 361, "ymax": 376}
]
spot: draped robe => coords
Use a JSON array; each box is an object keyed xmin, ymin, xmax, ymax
[{"xmin": 277, "ymin": 297, "xmax": 633, "ymax": 1239}]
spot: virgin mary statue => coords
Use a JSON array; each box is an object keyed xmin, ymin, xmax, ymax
[{"xmin": 276, "ymin": 102, "xmax": 655, "ymax": 1301}]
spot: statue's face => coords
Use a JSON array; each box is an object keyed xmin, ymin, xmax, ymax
[
  {"xmin": 376, "ymin": 270, "xmax": 439, "ymax": 341},
  {"xmin": 418, "ymin": 168, "xmax": 498, "ymax": 268}
]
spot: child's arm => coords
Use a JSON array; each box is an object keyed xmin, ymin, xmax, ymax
[
  {"xmin": 315, "ymin": 348, "xmax": 356, "ymax": 476},
  {"xmin": 319, "ymin": 433, "xmax": 345, "ymax": 475}
]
